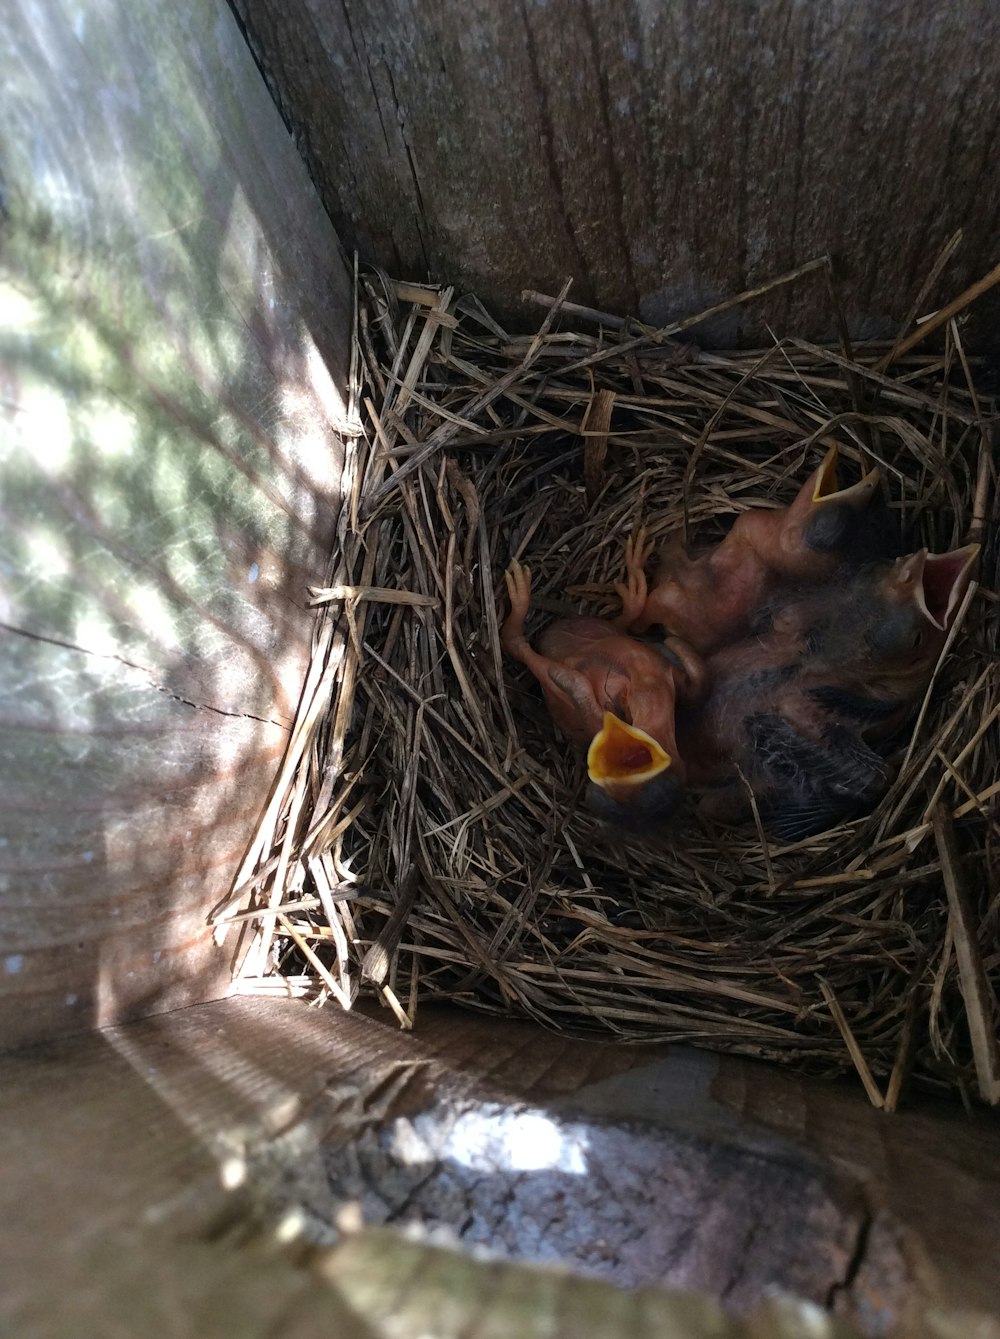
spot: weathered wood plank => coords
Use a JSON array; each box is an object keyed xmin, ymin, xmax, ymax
[
  {"xmin": 0, "ymin": 0, "xmax": 353, "ymax": 1045},
  {"xmin": 2, "ymin": 998, "xmax": 998, "ymax": 1336},
  {"xmin": 234, "ymin": 0, "xmax": 1000, "ymax": 346},
  {"xmin": 712, "ymin": 1052, "xmax": 1000, "ymax": 1322}
]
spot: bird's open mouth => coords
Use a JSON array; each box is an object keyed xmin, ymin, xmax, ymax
[
  {"xmin": 587, "ymin": 712, "xmax": 672, "ymax": 787},
  {"xmin": 811, "ymin": 443, "xmax": 880, "ymax": 507},
  {"xmin": 919, "ymin": 544, "xmax": 980, "ymax": 630}
]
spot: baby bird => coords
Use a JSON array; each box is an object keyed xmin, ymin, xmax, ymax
[
  {"xmin": 676, "ymin": 629, "xmax": 891, "ymax": 842},
  {"xmin": 619, "ymin": 444, "xmax": 881, "ymax": 653},
  {"xmin": 678, "ymin": 542, "xmax": 980, "ymax": 842},
  {"xmin": 765, "ymin": 541, "xmax": 981, "ymax": 732},
  {"xmin": 501, "ymin": 559, "xmax": 705, "ymax": 828}
]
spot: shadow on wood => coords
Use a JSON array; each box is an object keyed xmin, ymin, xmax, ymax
[
  {"xmin": 0, "ymin": 0, "xmax": 352, "ymax": 1045},
  {"xmin": 3, "ymin": 997, "xmax": 999, "ymax": 1336},
  {"xmin": 234, "ymin": 0, "xmax": 1000, "ymax": 353}
]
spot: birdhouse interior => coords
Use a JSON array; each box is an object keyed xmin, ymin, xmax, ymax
[
  {"xmin": 6, "ymin": 3, "xmax": 1000, "ymax": 1335},
  {"xmin": 221, "ymin": 263, "xmax": 999, "ymax": 1111}
]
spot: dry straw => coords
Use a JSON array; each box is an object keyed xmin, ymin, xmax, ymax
[{"xmin": 216, "ymin": 246, "xmax": 1000, "ymax": 1108}]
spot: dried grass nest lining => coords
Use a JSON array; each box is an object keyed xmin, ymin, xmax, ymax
[{"xmin": 225, "ymin": 261, "xmax": 1000, "ymax": 1106}]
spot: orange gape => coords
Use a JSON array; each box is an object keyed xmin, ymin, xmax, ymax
[
  {"xmin": 500, "ymin": 560, "xmax": 705, "ymax": 827},
  {"xmin": 675, "ymin": 543, "xmax": 980, "ymax": 841},
  {"xmin": 619, "ymin": 444, "xmax": 880, "ymax": 653}
]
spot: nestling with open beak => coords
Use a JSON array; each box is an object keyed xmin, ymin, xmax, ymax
[
  {"xmin": 618, "ymin": 444, "xmax": 881, "ymax": 653},
  {"xmin": 677, "ymin": 542, "xmax": 980, "ymax": 841},
  {"xmin": 501, "ymin": 559, "xmax": 706, "ymax": 829},
  {"xmin": 763, "ymin": 540, "xmax": 981, "ymax": 734}
]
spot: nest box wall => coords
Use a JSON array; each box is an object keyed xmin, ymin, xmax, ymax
[
  {"xmin": 0, "ymin": 0, "xmax": 352, "ymax": 1047},
  {"xmin": 234, "ymin": 0, "xmax": 1000, "ymax": 349}
]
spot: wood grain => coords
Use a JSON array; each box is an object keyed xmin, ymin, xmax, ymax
[
  {"xmin": 711, "ymin": 1051, "xmax": 1000, "ymax": 1322},
  {"xmin": 3, "ymin": 997, "xmax": 998, "ymax": 1336},
  {"xmin": 233, "ymin": 0, "xmax": 1000, "ymax": 348},
  {"xmin": 0, "ymin": 0, "xmax": 352, "ymax": 1045}
]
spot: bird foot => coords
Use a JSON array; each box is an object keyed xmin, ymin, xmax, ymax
[
  {"xmin": 613, "ymin": 527, "xmax": 651, "ymax": 629},
  {"xmin": 501, "ymin": 558, "xmax": 533, "ymax": 655}
]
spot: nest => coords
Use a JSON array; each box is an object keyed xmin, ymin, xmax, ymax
[{"xmin": 218, "ymin": 255, "xmax": 1000, "ymax": 1108}]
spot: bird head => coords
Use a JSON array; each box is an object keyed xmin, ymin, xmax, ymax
[
  {"xmin": 875, "ymin": 543, "xmax": 980, "ymax": 641},
  {"xmin": 585, "ymin": 711, "xmax": 684, "ymax": 828},
  {"xmin": 859, "ymin": 544, "xmax": 981, "ymax": 690},
  {"xmin": 793, "ymin": 443, "xmax": 881, "ymax": 554}
]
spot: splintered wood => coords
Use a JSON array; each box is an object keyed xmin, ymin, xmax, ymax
[{"xmin": 220, "ymin": 254, "xmax": 1000, "ymax": 1105}]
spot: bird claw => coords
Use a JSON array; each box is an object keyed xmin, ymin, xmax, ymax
[
  {"xmin": 504, "ymin": 558, "xmax": 532, "ymax": 605},
  {"xmin": 502, "ymin": 560, "xmax": 534, "ymax": 652},
  {"xmin": 624, "ymin": 526, "xmax": 653, "ymax": 573},
  {"xmin": 615, "ymin": 528, "xmax": 650, "ymax": 627}
]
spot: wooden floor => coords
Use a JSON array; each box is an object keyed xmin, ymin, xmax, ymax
[{"xmin": 2, "ymin": 996, "xmax": 999, "ymax": 1337}]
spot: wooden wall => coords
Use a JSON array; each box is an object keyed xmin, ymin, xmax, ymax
[
  {"xmin": 234, "ymin": 0, "xmax": 1000, "ymax": 348},
  {"xmin": 0, "ymin": 0, "xmax": 352, "ymax": 1046}
]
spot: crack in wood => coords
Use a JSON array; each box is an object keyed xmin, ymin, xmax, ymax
[
  {"xmin": 826, "ymin": 1201, "xmax": 874, "ymax": 1311},
  {"xmin": 0, "ymin": 619, "xmax": 289, "ymax": 728}
]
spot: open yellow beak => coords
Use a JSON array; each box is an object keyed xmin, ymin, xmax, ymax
[
  {"xmin": 587, "ymin": 712, "xmax": 672, "ymax": 790},
  {"xmin": 812, "ymin": 443, "xmax": 880, "ymax": 506}
]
